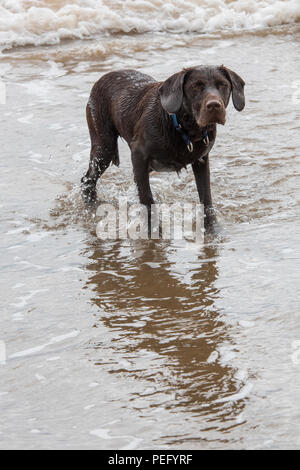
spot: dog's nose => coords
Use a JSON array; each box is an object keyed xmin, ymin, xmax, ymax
[{"xmin": 206, "ymin": 100, "xmax": 222, "ymax": 111}]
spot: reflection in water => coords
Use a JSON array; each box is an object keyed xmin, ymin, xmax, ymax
[{"xmin": 85, "ymin": 237, "xmax": 246, "ymax": 438}]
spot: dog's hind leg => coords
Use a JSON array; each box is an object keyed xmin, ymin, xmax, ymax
[{"xmin": 81, "ymin": 100, "xmax": 119, "ymax": 203}]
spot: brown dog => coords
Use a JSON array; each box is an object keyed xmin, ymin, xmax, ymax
[{"xmin": 81, "ymin": 66, "xmax": 245, "ymax": 231}]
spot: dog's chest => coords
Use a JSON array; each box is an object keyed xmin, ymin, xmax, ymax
[
  {"xmin": 149, "ymin": 159, "xmax": 183, "ymax": 172},
  {"xmin": 149, "ymin": 141, "xmax": 213, "ymax": 173}
]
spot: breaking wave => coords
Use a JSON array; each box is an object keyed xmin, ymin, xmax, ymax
[{"xmin": 1, "ymin": 0, "xmax": 299, "ymax": 50}]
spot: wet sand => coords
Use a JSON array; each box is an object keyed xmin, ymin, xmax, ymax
[{"xmin": 1, "ymin": 26, "xmax": 300, "ymax": 449}]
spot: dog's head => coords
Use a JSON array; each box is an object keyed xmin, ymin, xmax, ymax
[{"xmin": 159, "ymin": 65, "xmax": 245, "ymax": 131}]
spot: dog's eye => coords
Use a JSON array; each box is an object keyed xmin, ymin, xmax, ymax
[
  {"xmin": 217, "ymin": 81, "xmax": 228, "ymax": 88},
  {"xmin": 193, "ymin": 81, "xmax": 205, "ymax": 91}
]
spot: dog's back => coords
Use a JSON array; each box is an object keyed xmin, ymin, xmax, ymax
[{"xmin": 87, "ymin": 70, "xmax": 158, "ymax": 142}]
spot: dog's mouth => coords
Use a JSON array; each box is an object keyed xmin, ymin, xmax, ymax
[{"xmin": 197, "ymin": 110, "xmax": 226, "ymax": 127}]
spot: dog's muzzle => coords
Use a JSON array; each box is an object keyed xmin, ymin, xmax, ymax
[{"xmin": 197, "ymin": 95, "xmax": 226, "ymax": 127}]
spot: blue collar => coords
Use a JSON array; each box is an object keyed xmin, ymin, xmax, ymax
[{"xmin": 169, "ymin": 113, "xmax": 209, "ymax": 153}]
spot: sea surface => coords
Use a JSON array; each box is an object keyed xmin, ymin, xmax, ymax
[{"xmin": 0, "ymin": 0, "xmax": 300, "ymax": 449}]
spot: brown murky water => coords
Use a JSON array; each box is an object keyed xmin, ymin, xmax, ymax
[{"xmin": 1, "ymin": 25, "xmax": 300, "ymax": 449}]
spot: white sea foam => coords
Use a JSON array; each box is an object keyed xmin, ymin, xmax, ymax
[{"xmin": 0, "ymin": 0, "xmax": 299, "ymax": 50}]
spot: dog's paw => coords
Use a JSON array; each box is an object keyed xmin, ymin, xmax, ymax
[
  {"xmin": 204, "ymin": 212, "xmax": 222, "ymax": 236},
  {"xmin": 81, "ymin": 177, "xmax": 97, "ymax": 205},
  {"xmin": 204, "ymin": 219, "xmax": 225, "ymax": 242}
]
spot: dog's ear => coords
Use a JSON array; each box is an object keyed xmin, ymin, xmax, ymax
[
  {"xmin": 221, "ymin": 66, "xmax": 245, "ymax": 111},
  {"xmin": 159, "ymin": 70, "xmax": 188, "ymax": 113}
]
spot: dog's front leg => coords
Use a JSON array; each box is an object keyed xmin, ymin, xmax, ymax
[
  {"xmin": 131, "ymin": 149, "xmax": 154, "ymax": 236},
  {"xmin": 192, "ymin": 156, "xmax": 218, "ymax": 232}
]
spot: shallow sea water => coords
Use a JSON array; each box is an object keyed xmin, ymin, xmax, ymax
[{"xmin": 0, "ymin": 9, "xmax": 300, "ymax": 449}]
